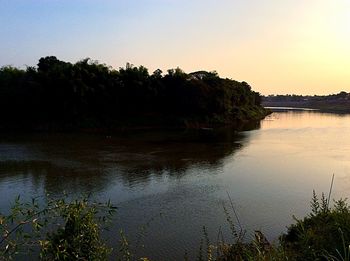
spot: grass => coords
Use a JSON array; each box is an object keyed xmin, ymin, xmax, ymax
[
  {"xmin": 1, "ymin": 188, "xmax": 350, "ymax": 260},
  {"xmin": 214, "ymin": 189, "xmax": 350, "ymax": 261}
]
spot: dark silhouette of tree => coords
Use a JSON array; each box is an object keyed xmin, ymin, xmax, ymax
[{"xmin": 0, "ymin": 56, "xmax": 267, "ymax": 130}]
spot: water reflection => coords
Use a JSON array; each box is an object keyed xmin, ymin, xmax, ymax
[
  {"xmin": 2, "ymin": 112, "xmax": 350, "ymax": 260},
  {"xmin": 0, "ymin": 126, "xmax": 258, "ymax": 196}
]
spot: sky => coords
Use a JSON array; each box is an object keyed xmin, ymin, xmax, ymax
[{"xmin": 0, "ymin": 0, "xmax": 349, "ymax": 95}]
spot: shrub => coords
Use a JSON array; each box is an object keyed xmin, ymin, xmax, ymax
[
  {"xmin": 282, "ymin": 191, "xmax": 350, "ymax": 260},
  {"xmin": 0, "ymin": 196, "xmax": 116, "ymax": 260}
]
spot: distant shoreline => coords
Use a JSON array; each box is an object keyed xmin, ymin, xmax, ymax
[
  {"xmin": 264, "ymin": 106, "xmax": 318, "ymax": 111},
  {"xmin": 262, "ymin": 92, "xmax": 350, "ymax": 113}
]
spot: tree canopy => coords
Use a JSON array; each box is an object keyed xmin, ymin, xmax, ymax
[{"xmin": 0, "ymin": 57, "xmax": 267, "ymax": 130}]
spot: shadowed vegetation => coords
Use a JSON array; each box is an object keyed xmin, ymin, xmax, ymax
[{"xmin": 0, "ymin": 57, "xmax": 268, "ymax": 131}]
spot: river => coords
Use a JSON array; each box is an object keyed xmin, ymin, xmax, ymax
[{"xmin": 1, "ymin": 109, "xmax": 350, "ymax": 260}]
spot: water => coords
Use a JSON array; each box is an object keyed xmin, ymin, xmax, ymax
[{"xmin": 1, "ymin": 110, "xmax": 350, "ymax": 260}]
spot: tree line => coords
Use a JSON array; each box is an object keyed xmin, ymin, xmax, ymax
[
  {"xmin": 263, "ymin": 91, "xmax": 350, "ymax": 102},
  {"xmin": 0, "ymin": 56, "xmax": 266, "ymax": 129}
]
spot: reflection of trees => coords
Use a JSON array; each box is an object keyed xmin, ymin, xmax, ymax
[
  {"xmin": 0, "ymin": 127, "xmax": 260, "ymax": 195},
  {"xmin": 0, "ymin": 160, "xmax": 108, "ymax": 196}
]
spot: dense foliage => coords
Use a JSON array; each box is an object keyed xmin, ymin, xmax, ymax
[
  {"xmin": 281, "ymin": 191, "xmax": 350, "ymax": 260},
  {"xmin": 0, "ymin": 196, "xmax": 116, "ymax": 260},
  {"xmin": 0, "ymin": 57, "xmax": 267, "ymax": 130},
  {"xmin": 214, "ymin": 192, "xmax": 350, "ymax": 261}
]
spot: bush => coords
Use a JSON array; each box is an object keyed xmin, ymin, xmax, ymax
[
  {"xmin": 282, "ymin": 191, "xmax": 350, "ymax": 260},
  {"xmin": 214, "ymin": 191, "xmax": 350, "ymax": 261},
  {"xmin": 0, "ymin": 196, "xmax": 116, "ymax": 260}
]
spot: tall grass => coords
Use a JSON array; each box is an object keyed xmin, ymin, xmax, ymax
[{"xmin": 1, "ymin": 188, "xmax": 350, "ymax": 260}]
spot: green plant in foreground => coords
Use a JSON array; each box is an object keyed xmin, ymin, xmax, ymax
[
  {"xmin": 3, "ymin": 190, "xmax": 350, "ymax": 261},
  {"xmin": 216, "ymin": 190, "xmax": 350, "ymax": 261},
  {"xmin": 282, "ymin": 191, "xmax": 350, "ymax": 260},
  {"xmin": 325, "ymin": 228, "xmax": 350, "ymax": 261},
  {"xmin": 0, "ymin": 195, "xmax": 116, "ymax": 260}
]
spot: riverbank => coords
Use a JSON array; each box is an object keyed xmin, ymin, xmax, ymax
[
  {"xmin": 262, "ymin": 92, "xmax": 350, "ymax": 113},
  {"xmin": 0, "ymin": 106, "xmax": 271, "ymax": 133},
  {"xmin": 1, "ymin": 192, "xmax": 348, "ymax": 260},
  {"xmin": 263, "ymin": 101, "xmax": 350, "ymax": 114}
]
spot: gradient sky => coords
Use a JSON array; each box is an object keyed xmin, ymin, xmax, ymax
[{"xmin": 1, "ymin": 0, "xmax": 349, "ymax": 95}]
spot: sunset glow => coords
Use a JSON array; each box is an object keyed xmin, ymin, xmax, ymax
[{"xmin": 1, "ymin": 0, "xmax": 349, "ymax": 95}]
